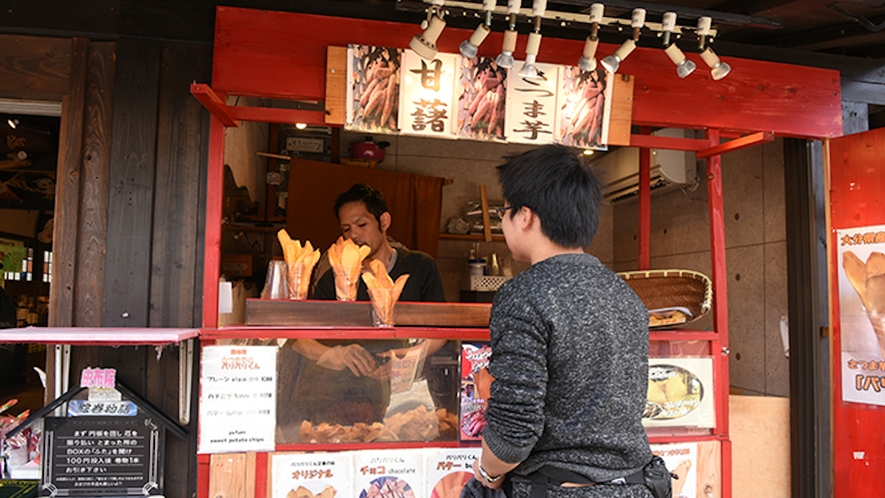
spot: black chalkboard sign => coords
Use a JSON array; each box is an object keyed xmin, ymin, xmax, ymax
[{"xmin": 40, "ymin": 416, "xmax": 164, "ymax": 497}]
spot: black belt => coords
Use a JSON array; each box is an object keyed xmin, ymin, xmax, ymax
[{"xmin": 524, "ymin": 466, "xmax": 645, "ymax": 498}]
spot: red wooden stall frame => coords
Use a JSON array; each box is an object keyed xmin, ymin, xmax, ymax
[{"xmin": 195, "ymin": 7, "xmax": 843, "ymax": 498}]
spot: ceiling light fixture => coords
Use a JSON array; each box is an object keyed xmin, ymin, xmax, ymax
[
  {"xmin": 460, "ymin": 0, "xmax": 496, "ymax": 59},
  {"xmin": 7, "ymin": 118, "xmax": 19, "ymax": 129},
  {"xmin": 496, "ymin": 0, "xmax": 522, "ymax": 69},
  {"xmin": 578, "ymin": 3, "xmax": 604, "ymax": 72},
  {"xmin": 519, "ymin": 0, "xmax": 548, "ymax": 79},
  {"xmin": 600, "ymin": 8, "xmax": 645, "ymax": 74},
  {"xmin": 410, "ymin": 0, "xmax": 446, "ymax": 61},
  {"xmin": 697, "ymin": 16, "xmax": 731, "ymax": 81},
  {"xmin": 661, "ymin": 12, "xmax": 696, "ymax": 79},
  {"xmin": 295, "ymin": 123, "xmax": 308, "ymax": 130}
]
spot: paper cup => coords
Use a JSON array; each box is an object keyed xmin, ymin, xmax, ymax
[{"xmin": 260, "ymin": 260, "xmax": 288, "ymax": 300}]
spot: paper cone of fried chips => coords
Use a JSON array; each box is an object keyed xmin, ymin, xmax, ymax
[
  {"xmin": 362, "ymin": 259, "xmax": 409, "ymax": 326},
  {"xmin": 277, "ymin": 229, "xmax": 321, "ymax": 300},
  {"xmin": 327, "ymin": 237, "xmax": 372, "ymax": 301}
]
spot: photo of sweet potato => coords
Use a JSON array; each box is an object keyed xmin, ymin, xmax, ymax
[
  {"xmin": 456, "ymin": 56, "xmax": 507, "ymax": 141},
  {"xmin": 352, "ymin": 46, "xmax": 402, "ymax": 132},
  {"xmin": 557, "ymin": 67, "xmax": 608, "ymax": 149}
]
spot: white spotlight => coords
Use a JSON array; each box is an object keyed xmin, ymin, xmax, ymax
[
  {"xmin": 519, "ymin": 0, "xmax": 547, "ymax": 80},
  {"xmin": 7, "ymin": 118, "xmax": 18, "ymax": 129},
  {"xmin": 661, "ymin": 12, "xmax": 696, "ymax": 79},
  {"xmin": 700, "ymin": 47, "xmax": 731, "ymax": 80},
  {"xmin": 459, "ymin": 0, "xmax": 496, "ymax": 58},
  {"xmin": 697, "ymin": 16, "xmax": 731, "ymax": 81},
  {"xmin": 519, "ymin": 32, "xmax": 542, "ymax": 79},
  {"xmin": 600, "ymin": 8, "xmax": 644, "ymax": 74},
  {"xmin": 410, "ymin": 2, "xmax": 446, "ymax": 61},
  {"xmin": 496, "ymin": 0, "xmax": 522, "ymax": 68},
  {"xmin": 577, "ymin": 3, "xmax": 604, "ymax": 72}
]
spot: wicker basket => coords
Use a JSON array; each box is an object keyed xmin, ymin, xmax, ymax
[
  {"xmin": 617, "ymin": 269, "xmax": 713, "ymax": 329},
  {"xmin": 470, "ymin": 275, "xmax": 509, "ymax": 292}
]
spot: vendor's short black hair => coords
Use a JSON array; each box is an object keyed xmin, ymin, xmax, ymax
[
  {"xmin": 334, "ymin": 183, "xmax": 389, "ymax": 224},
  {"xmin": 497, "ymin": 144, "xmax": 602, "ymax": 248}
]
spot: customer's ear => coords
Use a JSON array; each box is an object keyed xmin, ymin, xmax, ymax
[{"xmin": 379, "ymin": 211, "xmax": 392, "ymax": 232}]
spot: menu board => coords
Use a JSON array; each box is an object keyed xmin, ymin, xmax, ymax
[
  {"xmin": 271, "ymin": 452, "xmax": 353, "ymax": 498},
  {"xmin": 354, "ymin": 449, "xmax": 425, "ymax": 498},
  {"xmin": 425, "ymin": 448, "xmax": 480, "ymax": 498},
  {"xmin": 198, "ymin": 345, "xmax": 277, "ymax": 453},
  {"xmin": 41, "ymin": 416, "xmax": 163, "ymax": 496}
]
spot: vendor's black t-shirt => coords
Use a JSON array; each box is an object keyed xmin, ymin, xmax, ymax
[{"xmin": 312, "ymin": 246, "xmax": 446, "ymax": 302}]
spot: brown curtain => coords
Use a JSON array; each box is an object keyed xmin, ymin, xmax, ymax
[{"xmin": 286, "ymin": 159, "xmax": 445, "ymax": 258}]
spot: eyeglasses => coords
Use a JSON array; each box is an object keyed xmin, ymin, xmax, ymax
[{"xmin": 495, "ymin": 206, "xmax": 514, "ymax": 219}]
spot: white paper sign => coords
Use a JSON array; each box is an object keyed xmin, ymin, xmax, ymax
[
  {"xmin": 198, "ymin": 345, "xmax": 277, "ymax": 453},
  {"xmin": 643, "ymin": 357, "xmax": 715, "ymax": 429},
  {"xmin": 354, "ymin": 449, "xmax": 425, "ymax": 498},
  {"xmin": 504, "ymin": 62, "xmax": 559, "ymax": 145},
  {"xmin": 398, "ymin": 51, "xmax": 458, "ymax": 137},
  {"xmin": 650, "ymin": 442, "xmax": 698, "ymax": 498},
  {"xmin": 272, "ymin": 452, "xmax": 354, "ymax": 498},
  {"xmin": 425, "ymin": 447, "xmax": 480, "ymax": 498},
  {"xmin": 838, "ymin": 225, "xmax": 885, "ymax": 406}
]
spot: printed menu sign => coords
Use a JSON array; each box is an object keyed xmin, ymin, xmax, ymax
[
  {"xmin": 41, "ymin": 416, "xmax": 163, "ymax": 496},
  {"xmin": 198, "ymin": 345, "xmax": 277, "ymax": 453},
  {"xmin": 838, "ymin": 225, "xmax": 885, "ymax": 406},
  {"xmin": 354, "ymin": 449, "xmax": 425, "ymax": 498},
  {"xmin": 425, "ymin": 448, "xmax": 480, "ymax": 498},
  {"xmin": 272, "ymin": 452, "xmax": 353, "ymax": 498}
]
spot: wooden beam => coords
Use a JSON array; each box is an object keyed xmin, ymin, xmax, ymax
[
  {"xmin": 190, "ymin": 82, "xmax": 238, "ymax": 127},
  {"xmin": 607, "ymin": 74, "xmax": 634, "ymax": 147},
  {"xmin": 325, "ymin": 46, "xmax": 347, "ymax": 126},
  {"xmin": 230, "ymin": 106, "xmax": 326, "ymax": 125},
  {"xmin": 696, "ymin": 131, "xmax": 775, "ymax": 159},
  {"xmin": 629, "ymin": 134, "xmax": 709, "ymax": 151}
]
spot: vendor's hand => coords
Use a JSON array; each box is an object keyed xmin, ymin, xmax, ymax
[
  {"xmin": 316, "ymin": 344, "xmax": 378, "ymax": 376},
  {"xmin": 472, "ymin": 459, "xmax": 505, "ymax": 490}
]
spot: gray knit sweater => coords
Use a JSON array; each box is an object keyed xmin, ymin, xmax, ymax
[{"xmin": 484, "ymin": 253, "xmax": 652, "ymax": 483}]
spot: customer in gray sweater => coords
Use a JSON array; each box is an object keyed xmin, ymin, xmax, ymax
[{"xmin": 472, "ymin": 145, "xmax": 654, "ymax": 498}]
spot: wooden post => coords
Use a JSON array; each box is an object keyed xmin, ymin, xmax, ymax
[{"xmin": 480, "ymin": 185, "xmax": 492, "ymax": 243}]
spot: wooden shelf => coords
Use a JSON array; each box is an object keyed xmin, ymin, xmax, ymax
[{"xmin": 439, "ymin": 233, "xmax": 505, "ymax": 242}]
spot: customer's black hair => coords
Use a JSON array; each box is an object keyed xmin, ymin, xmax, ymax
[
  {"xmin": 497, "ymin": 144, "xmax": 602, "ymax": 248},
  {"xmin": 333, "ymin": 183, "xmax": 389, "ymax": 225}
]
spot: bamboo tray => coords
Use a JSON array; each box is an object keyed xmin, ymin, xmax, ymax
[{"xmin": 617, "ymin": 269, "xmax": 713, "ymax": 329}]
